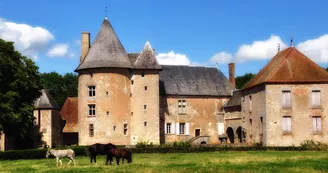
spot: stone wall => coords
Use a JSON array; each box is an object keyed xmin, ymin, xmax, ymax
[
  {"xmin": 34, "ymin": 109, "xmax": 53, "ymax": 147},
  {"xmin": 130, "ymin": 70, "xmax": 160, "ymax": 145},
  {"xmin": 78, "ymin": 69, "xmax": 131, "ymax": 145},
  {"xmin": 161, "ymin": 96, "xmax": 229, "ymax": 144},
  {"xmin": 241, "ymin": 85, "xmax": 266, "ymax": 145},
  {"xmin": 265, "ymin": 84, "xmax": 328, "ymax": 146},
  {"xmin": 225, "ymin": 111, "xmax": 243, "ymax": 143},
  {"xmin": 0, "ymin": 132, "xmax": 4, "ymax": 151}
]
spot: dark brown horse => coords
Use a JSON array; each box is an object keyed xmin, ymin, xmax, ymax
[
  {"xmin": 87, "ymin": 143, "xmax": 117, "ymax": 164},
  {"xmin": 106, "ymin": 148, "xmax": 132, "ymax": 165}
]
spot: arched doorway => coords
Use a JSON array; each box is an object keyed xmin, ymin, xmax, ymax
[
  {"xmin": 226, "ymin": 127, "xmax": 234, "ymax": 143},
  {"xmin": 236, "ymin": 126, "xmax": 242, "ymax": 143}
]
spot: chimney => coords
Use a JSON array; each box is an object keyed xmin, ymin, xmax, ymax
[
  {"xmin": 228, "ymin": 63, "xmax": 236, "ymax": 88},
  {"xmin": 80, "ymin": 32, "xmax": 90, "ymax": 63}
]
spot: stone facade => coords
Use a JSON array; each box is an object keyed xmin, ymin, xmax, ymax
[
  {"xmin": 161, "ymin": 96, "xmax": 229, "ymax": 145},
  {"xmin": 33, "ymin": 109, "xmax": 61, "ymax": 147},
  {"xmin": 0, "ymin": 132, "xmax": 4, "ymax": 151},
  {"xmin": 265, "ymin": 84, "xmax": 328, "ymax": 146}
]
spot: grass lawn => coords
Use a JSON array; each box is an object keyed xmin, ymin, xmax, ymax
[{"xmin": 0, "ymin": 151, "xmax": 328, "ymax": 173}]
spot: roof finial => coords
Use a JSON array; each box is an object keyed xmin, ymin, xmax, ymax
[
  {"xmin": 278, "ymin": 43, "xmax": 280, "ymax": 53},
  {"xmin": 105, "ymin": 6, "xmax": 108, "ymax": 19},
  {"xmin": 290, "ymin": 37, "xmax": 294, "ymax": 47}
]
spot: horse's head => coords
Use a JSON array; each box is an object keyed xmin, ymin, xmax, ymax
[{"xmin": 45, "ymin": 149, "xmax": 51, "ymax": 158}]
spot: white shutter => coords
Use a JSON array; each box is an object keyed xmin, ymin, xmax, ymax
[
  {"xmin": 287, "ymin": 92, "xmax": 291, "ymax": 108},
  {"xmin": 318, "ymin": 117, "xmax": 322, "ymax": 132},
  {"xmin": 165, "ymin": 123, "xmax": 167, "ymax": 134},
  {"xmin": 283, "ymin": 117, "xmax": 287, "ymax": 132},
  {"xmin": 218, "ymin": 123, "xmax": 224, "ymax": 135},
  {"xmin": 176, "ymin": 122, "xmax": 180, "ymax": 135},
  {"xmin": 313, "ymin": 117, "xmax": 316, "ymax": 131},
  {"xmin": 185, "ymin": 122, "xmax": 190, "ymax": 135},
  {"xmin": 282, "ymin": 92, "xmax": 286, "ymax": 108},
  {"xmin": 287, "ymin": 117, "xmax": 292, "ymax": 132},
  {"xmin": 171, "ymin": 122, "xmax": 175, "ymax": 134}
]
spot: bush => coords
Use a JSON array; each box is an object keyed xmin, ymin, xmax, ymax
[{"xmin": 300, "ymin": 140, "xmax": 328, "ymax": 151}]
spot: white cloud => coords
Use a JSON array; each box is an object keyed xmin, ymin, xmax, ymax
[
  {"xmin": 47, "ymin": 44, "xmax": 70, "ymax": 58},
  {"xmin": 236, "ymin": 34, "xmax": 287, "ymax": 62},
  {"xmin": 210, "ymin": 52, "xmax": 233, "ymax": 64},
  {"xmin": 296, "ymin": 34, "xmax": 328, "ymax": 63},
  {"xmin": 0, "ymin": 17, "xmax": 54, "ymax": 60},
  {"xmin": 156, "ymin": 51, "xmax": 190, "ymax": 65}
]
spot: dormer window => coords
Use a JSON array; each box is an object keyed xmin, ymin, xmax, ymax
[
  {"xmin": 88, "ymin": 86, "xmax": 96, "ymax": 97},
  {"xmin": 141, "ymin": 72, "xmax": 145, "ymax": 77}
]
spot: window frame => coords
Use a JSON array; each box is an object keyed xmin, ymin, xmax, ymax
[
  {"xmin": 312, "ymin": 116, "xmax": 322, "ymax": 134},
  {"xmin": 282, "ymin": 116, "xmax": 292, "ymax": 135},
  {"xmin": 311, "ymin": 90, "xmax": 321, "ymax": 109},
  {"xmin": 166, "ymin": 123, "xmax": 171, "ymax": 134},
  {"xmin": 178, "ymin": 99, "xmax": 186, "ymax": 115},
  {"xmin": 282, "ymin": 90, "xmax": 291, "ymax": 109},
  {"xmin": 88, "ymin": 86, "xmax": 96, "ymax": 98},
  {"xmin": 88, "ymin": 104, "xmax": 96, "ymax": 116},
  {"xmin": 123, "ymin": 123, "xmax": 128, "ymax": 136},
  {"xmin": 179, "ymin": 123, "xmax": 185, "ymax": 135}
]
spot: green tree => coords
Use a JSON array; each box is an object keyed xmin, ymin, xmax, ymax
[
  {"xmin": 40, "ymin": 72, "xmax": 78, "ymax": 107},
  {"xmin": 235, "ymin": 73, "xmax": 255, "ymax": 89},
  {"xmin": 0, "ymin": 39, "xmax": 43, "ymax": 137}
]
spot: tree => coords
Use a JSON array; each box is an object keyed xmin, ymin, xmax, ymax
[
  {"xmin": 40, "ymin": 72, "xmax": 78, "ymax": 107},
  {"xmin": 0, "ymin": 39, "xmax": 43, "ymax": 137},
  {"xmin": 235, "ymin": 73, "xmax": 255, "ymax": 89}
]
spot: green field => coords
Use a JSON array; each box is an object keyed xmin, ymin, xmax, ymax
[{"xmin": 0, "ymin": 151, "xmax": 328, "ymax": 173}]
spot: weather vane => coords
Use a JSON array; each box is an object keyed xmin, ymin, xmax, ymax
[
  {"xmin": 105, "ymin": 6, "xmax": 108, "ymax": 18},
  {"xmin": 290, "ymin": 37, "xmax": 294, "ymax": 47}
]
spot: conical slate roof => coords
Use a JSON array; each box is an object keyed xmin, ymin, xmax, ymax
[
  {"xmin": 243, "ymin": 47, "xmax": 328, "ymax": 89},
  {"xmin": 34, "ymin": 89, "xmax": 60, "ymax": 109},
  {"xmin": 76, "ymin": 17, "xmax": 132, "ymax": 71},
  {"xmin": 133, "ymin": 41, "xmax": 161, "ymax": 70}
]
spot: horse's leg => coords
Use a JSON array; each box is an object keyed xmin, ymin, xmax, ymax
[
  {"xmin": 106, "ymin": 155, "xmax": 109, "ymax": 165},
  {"xmin": 56, "ymin": 157, "xmax": 59, "ymax": 166},
  {"xmin": 122, "ymin": 158, "xmax": 124, "ymax": 164},
  {"xmin": 90, "ymin": 155, "xmax": 93, "ymax": 164},
  {"xmin": 59, "ymin": 159, "xmax": 62, "ymax": 166},
  {"xmin": 116, "ymin": 157, "xmax": 120, "ymax": 165},
  {"xmin": 68, "ymin": 159, "xmax": 71, "ymax": 165},
  {"xmin": 94, "ymin": 156, "xmax": 97, "ymax": 165}
]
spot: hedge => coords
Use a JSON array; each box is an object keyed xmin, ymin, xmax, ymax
[{"xmin": 0, "ymin": 145, "xmax": 312, "ymax": 160}]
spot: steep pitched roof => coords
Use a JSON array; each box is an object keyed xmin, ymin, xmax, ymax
[
  {"xmin": 224, "ymin": 90, "xmax": 241, "ymax": 108},
  {"xmin": 34, "ymin": 89, "xmax": 60, "ymax": 109},
  {"xmin": 60, "ymin": 97, "xmax": 78, "ymax": 133},
  {"xmin": 76, "ymin": 18, "xmax": 132, "ymax": 71},
  {"xmin": 159, "ymin": 65, "xmax": 235, "ymax": 96},
  {"xmin": 128, "ymin": 53, "xmax": 139, "ymax": 65},
  {"xmin": 243, "ymin": 47, "xmax": 328, "ymax": 89},
  {"xmin": 133, "ymin": 42, "xmax": 162, "ymax": 70}
]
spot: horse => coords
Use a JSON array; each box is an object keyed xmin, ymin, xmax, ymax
[
  {"xmin": 87, "ymin": 143, "xmax": 117, "ymax": 164},
  {"xmin": 45, "ymin": 148, "xmax": 76, "ymax": 166},
  {"xmin": 106, "ymin": 148, "xmax": 132, "ymax": 165}
]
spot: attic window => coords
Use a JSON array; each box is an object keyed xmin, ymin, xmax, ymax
[
  {"xmin": 141, "ymin": 72, "xmax": 145, "ymax": 77},
  {"xmin": 90, "ymin": 73, "xmax": 93, "ymax": 78},
  {"xmin": 131, "ymin": 80, "xmax": 134, "ymax": 85},
  {"xmin": 88, "ymin": 86, "xmax": 96, "ymax": 97},
  {"xmin": 178, "ymin": 100, "xmax": 186, "ymax": 114}
]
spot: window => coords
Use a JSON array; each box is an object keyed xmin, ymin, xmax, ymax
[
  {"xmin": 89, "ymin": 124, "xmax": 94, "ymax": 137},
  {"xmin": 178, "ymin": 100, "xmax": 186, "ymax": 114},
  {"xmin": 179, "ymin": 123, "xmax": 185, "ymax": 135},
  {"xmin": 249, "ymin": 96, "xmax": 252, "ymax": 112},
  {"xmin": 144, "ymin": 105, "xmax": 147, "ymax": 110},
  {"xmin": 141, "ymin": 72, "xmax": 145, "ymax": 77},
  {"xmin": 249, "ymin": 119, "xmax": 252, "ymax": 137},
  {"xmin": 311, "ymin": 90, "xmax": 321, "ymax": 108},
  {"xmin": 88, "ymin": 104, "xmax": 96, "ymax": 116},
  {"xmin": 106, "ymin": 111, "xmax": 109, "ymax": 115},
  {"xmin": 88, "ymin": 86, "xmax": 96, "ymax": 97},
  {"xmin": 313, "ymin": 116, "xmax": 322, "ymax": 133},
  {"xmin": 282, "ymin": 116, "xmax": 292, "ymax": 134},
  {"xmin": 166, "ymin": 123, "xmax": 171, "ymax": 134},
  {"xmin": 144, "ymin": 86, "xmax": 147, "ymax": 91},
  {"xmin": 131, "ymin": 80, "xmax": 134, "ymax": 85},
  {"xmin": 124, "ymin": 123, "xmax": 128, "ymax": 136},
  {"xmin": 131, "ymin": 112, "xmax": 133, "ymax": 116},
  {"xmin": 144, "ymin": 121, "xmax": 147, "ymax": 126},
  {"xmin": 282, "ymin": 91, "xmax": 291, "ymax": 109},
  {"xmin": 113, "ymin": 126, "xmax": 116, "ymax": 131}
]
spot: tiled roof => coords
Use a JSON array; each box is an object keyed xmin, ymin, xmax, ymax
[
  {"xmin": 243, "ymin": 47, "xmax": 328, "ymax": 89},
  {"xmin": 34, "ymin": 89, "xmax": 60, "ymax": 109},
  {"xmin": 60, "ymin": 97, "xmax": 78, "ymax": 133},
  {"xmin": 75, "ymin": 18, "xmax": 132, "ymax": 71},
  {"xmin": 224, "ymin": 90, "xmax": 241, "ymax": 107},
  {"xmin": 133, "ymin": 41, "xmax": 162, "ymax": 70},
  {"xmin": 159, "ymin": 65, "xmax": 235, "ymax": 96}
]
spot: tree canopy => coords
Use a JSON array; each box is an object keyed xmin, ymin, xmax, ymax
[
  {"xmin": 235, "ymin": 73, "xmax": 255, "ymax": 89},
  {"xmin": 40, "ymin": 72, "xmax": 78, "ymax": 107},
  {"xmin": 0, "ymin": 39, "xmax": 43, "ymax": 137}
]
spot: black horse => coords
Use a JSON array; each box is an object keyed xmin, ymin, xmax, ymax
[
  {"xmin": 87, "ymin": 143, "xmax": 117, "ymax": 164},
  {"xmin": 106, "ymin": 148, "xmax": 132, "ymax": 165}
]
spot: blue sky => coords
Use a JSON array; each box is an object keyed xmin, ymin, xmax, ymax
[{"xmin": 1, "ymin": 0, "xmax": 328, "ymax": 78}]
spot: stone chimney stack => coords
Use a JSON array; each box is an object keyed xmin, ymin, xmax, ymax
[
  {"xmin": 228, "ymin": 63, "xmax": 236, "ymax": 88},
  {"xmin": 80, "ymin": 32, "xmax": 90, "ymax": 63}
]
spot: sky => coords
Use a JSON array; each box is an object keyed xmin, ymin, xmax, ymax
[{"xmin": 1, "ymin": 0, "xmax": 328, "ymax": 78}]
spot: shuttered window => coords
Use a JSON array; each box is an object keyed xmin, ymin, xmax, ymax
[
  {"xmin": 313, "ymin": 116, "xmax": 322, "ymax": 133},
  {"xmin": 218, "ymin": 123, "xmax": 224, "ymax": 135},
  {"xmin": 166, "ymin": 123, "xmax": 171, "ymax": 134},
  {"xmin": 282, "ymin": 116, "xmax": 292, "ymax": 133},
  {"xmin": 282, "ymin": 91, "xmax": 291, "ymax": 109},
  {"xmin": 178, "ymin": 100, "xmax": 186, "ymax": 114},
  {"xmin": 89, "ymin": 124, "xmax": 94, "ymax": 137},
  {"xmin": 311, "ymin": 90, "xmax": 321, "ymax": 108},
  {"xmin": 179, "ymin": 123, "xmax": 185, "ymax": 134}
]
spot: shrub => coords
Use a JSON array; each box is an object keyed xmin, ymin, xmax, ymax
[{"xmin": 300, "ymin": 140, "xmax": 328, "ymax": 151}]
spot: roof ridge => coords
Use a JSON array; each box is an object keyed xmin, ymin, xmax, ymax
[{"xmin": 265, "ymin": 47, "xmax": 293, "ymax": 81}]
